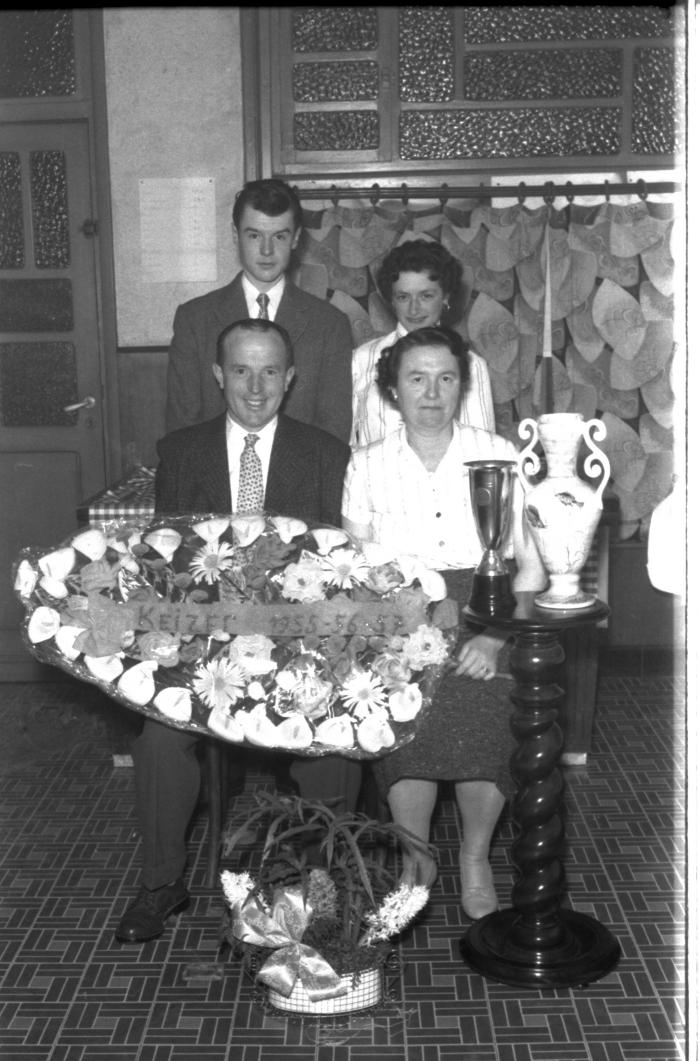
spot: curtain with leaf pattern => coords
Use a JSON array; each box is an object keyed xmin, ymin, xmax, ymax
[{"xmin": 292, "ymin": 196, "xmax": 677, "ymax": 541}]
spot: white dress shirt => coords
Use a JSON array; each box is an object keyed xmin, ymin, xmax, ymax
[
  {"xmin": 241, "ymin": 275, "xmax": 285, "ymax": 319},
  {"xmin": 225, "ymin": 415, "xmax": 278, "ymax": 504},
  {"xmin": 342, "ymin": 423, "xmax": 520, "ymax": 570}
]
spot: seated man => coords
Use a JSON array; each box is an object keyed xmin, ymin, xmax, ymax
[{"xmin": 115, "ymin": 318, "xmax": 362, "ymax": 944}]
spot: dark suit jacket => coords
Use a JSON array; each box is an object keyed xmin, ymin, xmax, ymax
[
  {"xmin": 155, "ymin": 412, "xmax": 349, "ymax": 527},
  {"xmin": 165, "ymin": 272, "xmax": 353, "ymax": 443}
]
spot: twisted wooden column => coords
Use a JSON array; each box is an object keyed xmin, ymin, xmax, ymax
[{"xmin": 459, "ymin": 594, "xmax": 620, "ymax": 989}]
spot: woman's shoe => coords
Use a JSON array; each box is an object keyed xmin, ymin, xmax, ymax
[{"xmin": 459, "ymin": 850, "xmax": 497, "ymax": 920}]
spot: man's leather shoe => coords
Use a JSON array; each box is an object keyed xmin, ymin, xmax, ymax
[{"xmin": 114, "ymin": 879, "xmax": 190, "ymax": 943}]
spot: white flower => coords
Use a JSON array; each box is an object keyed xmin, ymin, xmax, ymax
[
  {"xmin": 207, "ymin": 703, "xmax": 246, "ymax": 742},
  {"xmin": 246, "ymin": 680, "xmax": 266, "ymax": 701},
  {"xmin": 84, "ymin": 654, "xmax": 124, "ymax": 682},
  {"xmin": 38, "ymin": 547, "xmax": 75, "ymax": 582},
  {"xmin": 280, "ymin": 557, "xmax": 327, "ymax": 603},
  {"xmin": 360, "ymin": 884, "xmax": 430, "ymax": 945},
  {"xmin": 118, "ymin": 660, "xmax": 158, "ymax": 706},
  {"xmin": 192, "ymin": 517, "xmax": 230, "ymax": 542},
  {"xmin": 314, "ymin": 714, "xmax": 355, "ymax": 750},
  {"xmin": 402, "ymin": 624, "xmax": 450, "ymax": 669},
  {"xmin": 274, "ymin": 715, "xmax": 314, "ymax": 749},
  {"xmin": 14, "ymin": 560, "xmax": 38, "ymax": 598},
  {"xmin": 228, "ymin": 633, "xmax": 277, "ymax": 675},
  {"xmin": 270, "ymin": 516, "xmax": 307, "ymax": 543},
  {"xmin": 189, "ymin": 540, "xmax": 235, "ymax": 584},
  {"xmin": 230, "ymin": 515, "xmax": 266, "ymax": 548},
  {"xmin": 338, "ymin": 669, "xmax": 387, "ymax": 715},
  {"xmin": 388, "ymin": 683, "xmax": 423, "ymax": 722},
  {"xmin": 72, "ymin": 528, "xmax": 108, "ymax": 561},
  {"xmin": 242, "ymin": 703, "xmax": 280, "ymax": 747},
  {"xmin": 38, "ymin": 576, "xmax": 69, "ymax": 599},
  {"xmin": 356, "ymin": 714, "xmax": 395, "ymax": 754},
  {"xmin": 55, "ymin": 624, "xmax": 85, "ymax": 661},
  {"xmin": 154, "ymin": 687, "xmax": 192, "ymax": 722},
  {"xmin": 221, "ymin": 870, "xmax": 258, "ymax": 912},
  {"xmin": 394, "ymin": 556, "xmax": 447, "ymax": 602},
  {"xmin": 320, "ymin": 547, "xmax": 371, "ymax": 590},
  {"xmin": 193, "ymin": 658, "xmax": 247, "ymax": 710},
  {"xmin": 311, "ymin": 527, "xmax": 348, "ymax": 554},
  {"xmin": 26, "ymin": 606, "xmax": 61, "ymax": 643},
  {"xmin": 144, "ymin": 528, "xmax": 182, "ymax": 562}
]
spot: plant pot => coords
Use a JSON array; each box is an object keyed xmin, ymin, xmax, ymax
[{"xmin": 267, "ymin": 966, "xmax": 382, "ymax": 1015}]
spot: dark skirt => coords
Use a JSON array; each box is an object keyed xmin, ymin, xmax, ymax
[{"xmin": 373, "ymin": 569, "xmax": 516, "ymax": 798}]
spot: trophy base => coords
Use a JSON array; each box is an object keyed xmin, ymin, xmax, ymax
[{"xmin": 468, "ymin": 573, "xmax": 516, "ymax": 620}]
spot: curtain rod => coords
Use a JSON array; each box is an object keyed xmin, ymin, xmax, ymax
[{"xmin": 292, "ymin": 179, "xmax": 679, "ymax": 204}]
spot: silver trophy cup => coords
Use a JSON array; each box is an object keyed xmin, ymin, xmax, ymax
[{"xmin": 464, "ymin": 459, "xmax": 516, "ymax": 618}]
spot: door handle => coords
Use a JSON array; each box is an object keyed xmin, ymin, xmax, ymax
[{"xmin": 64, "ymin": 395, "xmax": 96, "ymax": 413}]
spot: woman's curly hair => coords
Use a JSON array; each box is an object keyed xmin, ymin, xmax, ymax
[
  {"xmin": 376, "ymin": 326, "xmax": 471, "ymax": 408},
  {"xmin": 376, "ymin": 241, "xmax": 464, "ymax": 324}
]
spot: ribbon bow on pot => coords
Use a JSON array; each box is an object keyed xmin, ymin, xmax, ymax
[{"xmin": 233, "ymin": 885, "xmax": 348, "ymax": 1001}]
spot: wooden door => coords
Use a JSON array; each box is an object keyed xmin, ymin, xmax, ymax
[{"xmin": 0, "ymin": 120, "xmax": 107, "ymax": 678}]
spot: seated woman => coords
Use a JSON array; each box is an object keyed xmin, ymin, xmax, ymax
[
  {"xmin": 342, "ymin": 326, "xmax": 545, "ymax": 919},
  {"xmin": 351, "ymin": 240, "xmax": 494, "ymax": 448}
]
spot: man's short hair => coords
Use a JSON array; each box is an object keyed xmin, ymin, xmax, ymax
[
  {"xmin": 232, "ymin": 179, "xmax": 303, "ymax": 233},
  {"xmin": 216, "ymin": 318, "xmax": 295, "ymax": 369}
]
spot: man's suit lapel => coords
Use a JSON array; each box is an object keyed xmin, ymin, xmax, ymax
[
  {"xmin": 265, "ymin": 416, "xmax": 308, "ymax": 512},
  {"xmin": 198, "ymin": 415, "xmax": 232, "ymax": 511},
  {"xmin": 277, "ymin": 281, "xmax": 308, "ymax": 345},
  {"xmin": 213, "ymin": 275, "xmax": 247, "ymax": 332}
]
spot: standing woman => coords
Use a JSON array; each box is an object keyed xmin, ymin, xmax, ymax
[
  {"xmin": 351, "ymin": 240, "xmax": 494, "ymax": 448},
  {"xmin": 342, "ymin": 326, "xmax": 545, "ymax": 919}
]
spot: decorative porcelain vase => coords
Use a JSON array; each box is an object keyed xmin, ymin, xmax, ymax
[
  {"xmin": 267, "ymin": 966, "xmax": 382, "ymax": 1015},
  {"xmin": 515, "ymin": 413, "xmax": 611, "ymax": 610}
]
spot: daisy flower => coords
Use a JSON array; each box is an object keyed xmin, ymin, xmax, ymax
[
  {"xmin": 193, "ymin": 658, "xmax": 247, "ymax": 709},
  {"xmin": 320, "ymin": 547, "xmax": 371, "ymax": 590},
  {"xmin": 189, "ymin": 540, "xmax": 235, "ymax": 584},
  {"xmin": 338, "ymin": 668, "xmax": 387, "ymax": 716}
]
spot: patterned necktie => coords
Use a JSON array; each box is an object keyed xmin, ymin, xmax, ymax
[
  {"xmin": 256, "ymin": 292, "xmax": 270, "ymax": 319},
  {"xmin": 236, "ymin": 433, "xmax": 264, "ymax": 512}
]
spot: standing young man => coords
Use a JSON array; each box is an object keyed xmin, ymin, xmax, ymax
[{"xmin": 165, "ymin": 178, "xmax": 352, "ymax": 443}]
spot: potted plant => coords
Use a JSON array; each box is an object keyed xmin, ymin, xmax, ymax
[{"xmin": 220, "ymin": 790, "xmax": 433, "ymax": 1014}]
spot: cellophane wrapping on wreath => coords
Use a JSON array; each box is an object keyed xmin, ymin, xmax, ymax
[{"xmin": 13, "ymin": 512, "xmax": 459, "ymax": 759}]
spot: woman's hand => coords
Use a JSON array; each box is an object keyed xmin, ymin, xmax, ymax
[{"xmin": 452, "ymin": 632, "xmax": 504, "ymax": 681}]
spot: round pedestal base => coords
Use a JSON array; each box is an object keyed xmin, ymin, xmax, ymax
[
  {"xmin": 535, "ymin": 590, "xmax": 597, "ymax": 610},
  {"xmin": 535, "ymin": 573, "xmax": 596, "ymax": 611},
  {"xmin": 459, "ymin": 909, "xmax": 621, "ymax": 989}
]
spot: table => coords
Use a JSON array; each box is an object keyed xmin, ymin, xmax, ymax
[{"xmin": 459, "ymin": 592, "xmax": 621, "ymax": 989}]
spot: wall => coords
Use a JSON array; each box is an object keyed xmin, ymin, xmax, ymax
[{"xmin": 102, "ymin": 7, "xmax": 244, "ymax": 465}]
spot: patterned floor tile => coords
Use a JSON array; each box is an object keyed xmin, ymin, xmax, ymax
[{"xmin": 0, "ymin": 675, "xmax": 686, "ymax": 1061}]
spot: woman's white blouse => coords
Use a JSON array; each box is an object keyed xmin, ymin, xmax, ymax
[
  {"xmin": 351, "ymin": 326, "xmax": 496, "ymax": 448},
  {"xmin": 342, "ymin": 424, "xmax": 519, "ymax": 570}
]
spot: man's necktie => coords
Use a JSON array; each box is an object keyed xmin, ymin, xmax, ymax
[
  {"xmin": 256, "ymin": 292, "xmax": 270, "ymax": 319},
  {"xmin": 236, "ymin": 433, "xmax": 264, "ymax": 512}
]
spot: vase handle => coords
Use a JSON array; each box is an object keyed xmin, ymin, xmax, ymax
[
  {"xmin": 581, "ymin": 418, "xmax": 611, "ymax": 505},
  {"xmin": 516, "ymin": 417, "xmax": 540, "ymax": 493}
]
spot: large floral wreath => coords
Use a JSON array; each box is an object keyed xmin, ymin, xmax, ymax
[{"xmin": 13, "ymin": 512, "xmax": 458, "ymax": 758}]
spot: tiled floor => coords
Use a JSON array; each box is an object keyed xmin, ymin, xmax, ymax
[{"xmin": 0, "ymin": 674, "xmax": 686, "ymax": 1061}]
